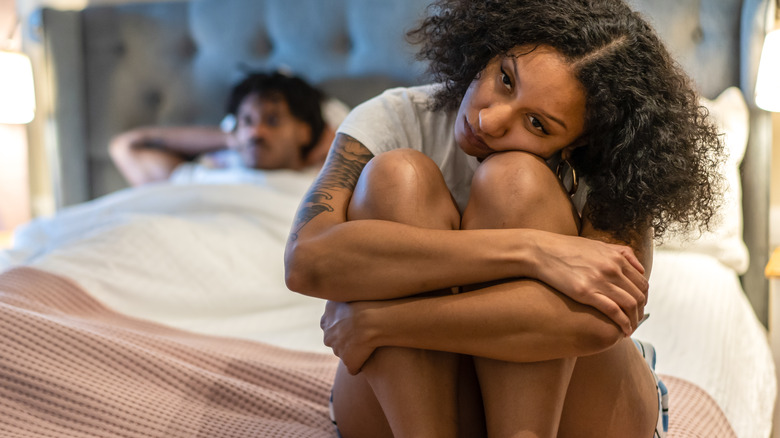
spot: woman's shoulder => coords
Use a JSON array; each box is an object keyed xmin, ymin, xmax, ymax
[
  {"xmin": 354, "ymin": 83, "xmax": 442, "ymax": 110},
  {"xmin": 337, "ymin": 83, "xmax": 455, "ymax": 157},
  {"xmin": 341, "ymin": 84, "xmax": 450, "ymax": 130}
]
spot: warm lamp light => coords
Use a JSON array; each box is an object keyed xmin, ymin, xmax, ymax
[
  {"xmin": 756, "ymin": 29, "xmax": 780, "ymax": 112},
  {"xmin": 0, "ymin": 51, "xmax": 36, "ymax": 124}
]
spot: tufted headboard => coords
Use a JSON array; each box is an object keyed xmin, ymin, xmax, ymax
[
  {"xmin": 31, "ymin": 0, "xmax": 432, "ymax": 204},
  {"xmin": 29, "ymin": 0, "xmax": 774, "ymax": 323}
]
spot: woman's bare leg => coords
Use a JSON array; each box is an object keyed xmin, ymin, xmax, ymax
[
  {"xmin": 463, "ymin": 151, "xmax": 657, "ymax": 437},
  {"xmin": 558, "ymin": 221, "xmax": 658, "ymax": 437},
  {"xmin": 331, "ymin": 148, "xmax": 467, "ymax": 438},
  {"xmin": 558, "ymin": 337, "xmax": 659, "ymax": 437},
  {"xmin": 461, "ymin": 151, "xmax": 579, "ymax": 438}
]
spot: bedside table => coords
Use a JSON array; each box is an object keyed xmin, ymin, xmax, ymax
[{"xmin": 769, "ymin": 247, "xmax": 780, "ymax": 438}]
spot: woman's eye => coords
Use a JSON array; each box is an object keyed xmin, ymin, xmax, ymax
[
  {"xmin": 529, "ymin": 116, "xmax": 549, "ymax": 134},
  {"xmin": 500, "ymin": 68, "xmax": 512, "ymax": 90}
]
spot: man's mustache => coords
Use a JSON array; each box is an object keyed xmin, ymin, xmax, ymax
[{"xmin": 245, "ymin": 137, "xmax": 265, "ymax": 148}]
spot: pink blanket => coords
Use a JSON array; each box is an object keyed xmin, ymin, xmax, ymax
[{"xmin": 0, "ymin": 267, "xmax": 735, "ymax": 437}]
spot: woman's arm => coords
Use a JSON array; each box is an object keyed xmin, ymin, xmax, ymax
[
  {"xmin": 109, "ymin": 126, "xmax": 230, "ymax": 186},
  {"xmin": 320, "ymin": 222, "xmax": 653, "ymax": 374},
  {"xmin": 286, "ymin": 134, "xmax": 647, "ymax": 324}
]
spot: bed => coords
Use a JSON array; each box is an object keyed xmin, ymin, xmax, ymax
[{"xmin": 3, "ymin": 0, "xmax": 776, "ymax": 436}]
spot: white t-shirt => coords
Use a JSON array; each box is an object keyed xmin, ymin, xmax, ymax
[{"xmin": 337, "ymin": 84, "xmax": 480, "ymax": 212}]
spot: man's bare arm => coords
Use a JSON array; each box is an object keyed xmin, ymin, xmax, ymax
[{"xmin": 109, "ymin": 126, "xmax": 229, "ymax": 186}]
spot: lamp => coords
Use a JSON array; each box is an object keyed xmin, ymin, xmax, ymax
[
  {"xmin": 0, "ymin": 50, "xmax": 35, "ymax": 124},
  {"xmin": 756, "ymin": 29, "xmax": 780, "ymax": 112}
]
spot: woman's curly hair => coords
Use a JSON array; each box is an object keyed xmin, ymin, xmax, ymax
[{"xmin": 408, "ymin": 0, "xmax": 724, "ymax": 240}]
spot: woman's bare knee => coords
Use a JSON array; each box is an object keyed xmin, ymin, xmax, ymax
[
  {"xmin": 349, "ymin": 148, "xmax": 460, "ymax": 229},
  {"xmin": 463, "ymin": 151, "xmax": 578, "ymax": 234}
]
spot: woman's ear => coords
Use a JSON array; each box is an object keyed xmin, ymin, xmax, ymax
[{"xmin": 561, "ymin": 143, "xmax": 582, "ymax": 160}]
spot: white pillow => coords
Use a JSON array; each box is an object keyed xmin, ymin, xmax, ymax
[{"xmin": 657, "ymin": 87, "xmax": 750, "ymax": 274}]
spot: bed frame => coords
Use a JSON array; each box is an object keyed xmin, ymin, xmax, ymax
[{"xmin": 25, "ymin": 0, "xmax": 775, "ymax": 324}]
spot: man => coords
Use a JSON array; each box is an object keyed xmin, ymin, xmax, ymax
[{"xmin": 109, "ymin": 72, "xmax": 347, "ymax": 186}]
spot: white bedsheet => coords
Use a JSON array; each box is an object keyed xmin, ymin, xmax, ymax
[
  {"xmin": 635, "ymin": 250, "xmax": 776, "ymax": 438},
  {"xmin": 0, "ymin": 174, "xmax": 774, "ymax": 437},
  {"xmin": 0, "ymin": 170, "xmax": 330, "ymax": 353}
]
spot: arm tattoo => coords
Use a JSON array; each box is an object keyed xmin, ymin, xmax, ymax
[{"xmin": 290, "ymin": 135, "xmax": 373, "ymax": 240}]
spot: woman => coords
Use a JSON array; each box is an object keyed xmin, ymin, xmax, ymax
[{"xmin": 284, "ymin": 0, "xmax": 722, "ymax": 436}]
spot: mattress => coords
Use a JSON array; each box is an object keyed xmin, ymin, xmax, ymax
[{"xmin": 0, "ymin": 175, "xmax": 774, "ymax": 437}]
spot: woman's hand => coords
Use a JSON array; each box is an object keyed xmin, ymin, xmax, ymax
[
  {"xmin": 321, "ymin": 300, "xmax": 377, "ymax": 375},
  {"xmin": 531, "ymin": 232, "xmax": 650, "ymax": 336}
]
